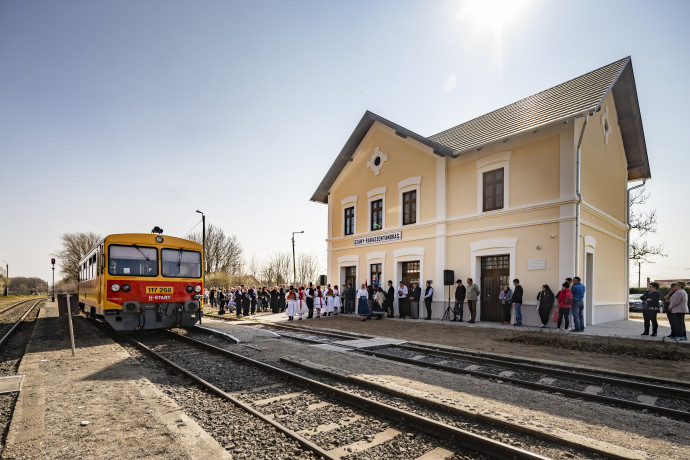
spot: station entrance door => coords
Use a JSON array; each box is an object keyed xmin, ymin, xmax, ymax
[{"xmin": 480, "ymin": 255, "xmax": 510, "ymax": 322}]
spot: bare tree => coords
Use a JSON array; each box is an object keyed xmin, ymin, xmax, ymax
[
  {"xmin": 296, "ymin": 252, "xmax": 320, "ymax": 285},
  {"xmin": 629, "ymin": 187, "xmax": 658, "ymax": 236},
  {"xmin": 628, "ymin": 185, "xmax": 666, "ymax": 287},
  {"xmin": 247, "ymin": 255, "xmax": 261, "ymax": 283},
  {"xmin": 189, "ymin": 224, "xmax": 243, "ymax": 274},
  {"xmin": 261, "ymin": 252, "xmax": 292, "ymax": 285},
  {"xmin": 54, "ymin": 232, "xmax": 102, "ymax": 284}
]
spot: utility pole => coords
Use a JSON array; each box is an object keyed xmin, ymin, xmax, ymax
[
  {"xmin": 196, "ymin": 210, "xmax": 206, "ymax": 281},
  {"xmin": 291, "ymin": 231, "xmax": 304, "ymax": 285},
  {"xmin": 51, "ymin": 258, "xmax": 56, "ymax": 302},
  {"xmin": 2, "ymin": 260, "xmax": 7, "ymax": 296}
]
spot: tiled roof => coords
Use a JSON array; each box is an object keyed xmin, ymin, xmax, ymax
[
  {"xmin": 311, "ymin": 57, "xmax": 650, "ymax": 204},
  {"xmin": 428, "ymin": 57, "xmax": 630, "ymax": 153}
]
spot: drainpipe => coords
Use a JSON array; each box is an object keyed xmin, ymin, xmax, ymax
[
  {"xmin": 574, "ymin": 114, "xmax": 590, "ymax": 277},
  {"xmin": 626, "ymin": 180, "xmax": 646, "ymax": 311}
]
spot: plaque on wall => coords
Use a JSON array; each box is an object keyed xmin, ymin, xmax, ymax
[{"xmin": 528, "ymin": 258, "xmax": 546, "ymax": 270}]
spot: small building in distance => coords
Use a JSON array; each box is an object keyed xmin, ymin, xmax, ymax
[
  {"xmin": 653, "ymin": 279, "xmax": 690, "ymax": 288},
  {"xmin": 312, "ymin": 57, "xmax": 650, "ymax": 326}
]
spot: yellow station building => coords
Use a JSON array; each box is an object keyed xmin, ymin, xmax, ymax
[{"xmin": 311, "ymin": 57, "xmax": 650, "ymax": 326}]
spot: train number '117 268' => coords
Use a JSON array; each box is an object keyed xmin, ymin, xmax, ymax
[{"xmin": 146, "ymin": 286, "xmax": 173, "ymax": 294}]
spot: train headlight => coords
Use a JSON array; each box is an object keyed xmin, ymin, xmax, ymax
[
  {"xmin": 122, "ymin": 284, "xmax": 131, "ymax": 292},
  {"xmin": 185, "ymin": 285, "xmax": 194, "ymax": 293},
  {"xmin": 111, "ymin": 284, "xmax": 121, "ymax": 292},
  {"xmin": 194, "ymin": 285, "xmax": 202, "ymax": 293}
]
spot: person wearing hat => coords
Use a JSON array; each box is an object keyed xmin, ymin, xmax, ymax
[
  {"xmin": 453, "ymin": 279, "xmax": 466, "ymax": 322},
  {"xmin": 424, "ymin": 280, "xmax": 434, "ymax": 320}
]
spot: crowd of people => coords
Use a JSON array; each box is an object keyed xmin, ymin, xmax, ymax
[
  {"xmin": 202, "ymin": 277, "xmax": 688, "ymax": 339},
  {"xmin": 204, "ymin": 283, "xmax": 345, "ymax": 320},
  {"xmin": 640, "ymin": 281, "xmax": 688, "ymax": 341}
]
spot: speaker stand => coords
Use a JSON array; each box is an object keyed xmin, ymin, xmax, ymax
[{"xmin": 442, "ymin": 284, "xmax": 452, "ymax": 321}]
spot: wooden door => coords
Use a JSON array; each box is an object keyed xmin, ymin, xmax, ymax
[
  {"xmin": 480, "ymin": 255, "xmax": 510, "ymax": 322},
  {"xmin": 401, "ymin": 261, "xmax": 420, "ymax": 289}
]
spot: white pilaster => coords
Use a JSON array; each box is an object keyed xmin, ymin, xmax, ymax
[{"xmin": 435, "ymin": 156, "xmax": 447, "ymax": 289}]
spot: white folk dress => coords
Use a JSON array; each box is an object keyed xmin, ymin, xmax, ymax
[
  {"xmin": 313, "ymin": 290, "xmax": 324, "ymax": 316},
  {"xmin": 285, "ymin": 291, "xmax": 299, "ymax": 317},
  {"xmin": 324, "ymin": 289, "xmax": 335, "ymax": 314},
  {"xmin": 333, "ymin": 288, "xmax": 342, "ymax": 313}
]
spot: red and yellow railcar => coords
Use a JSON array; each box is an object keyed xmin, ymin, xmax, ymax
[{"xmin": 78, "ymin": 233, "xmax": 203, "ymax": 331}]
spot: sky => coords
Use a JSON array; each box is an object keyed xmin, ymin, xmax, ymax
[{"xmin": 1, "ymin": 0, "xmax": 689, "ymax": 286}]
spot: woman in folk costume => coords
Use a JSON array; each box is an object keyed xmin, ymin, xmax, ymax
[
  {"xmin": 333, "ymin": 285, "xmax": 341, "ymax": 315},
  {"xmin": 313, "ymin": 285, "xmax": 324, "ymax": 318},
  {"xmin": 324, "ymin": 284, "xmax": 335, "ymax": 316},
  {"xmin": 297, "ymin": 286, "xmax": 307, "ymax": 320},
  {"xmin": 285, "ymin": 286, "xmax": 299, "ymax": 321},
  {"xmin": 357, "ymin": 283, "xmax": 370, "ymax": 321}
]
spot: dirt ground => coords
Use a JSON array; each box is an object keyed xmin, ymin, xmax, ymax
[{"xmin": 281, "ymin": 315, "xmax": 690, "ymax": 382}]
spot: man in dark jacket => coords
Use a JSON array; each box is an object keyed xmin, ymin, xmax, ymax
[
  {"xmin": 270, "ymin": 287, "xmax": 279, "ymax": 313},
  {"xmin": 453, "ymin": 279, "xmax": 466, "ymax": 322},
  {"xmin": 409, "ymin": 282, "xmax": 421, "ymax": 319},
  {"xmin": 306, "ymin": 283, "xmax": 315, "ymax": 318},
  {"xmin": 248, "ymin": 286, "xmax": 257, "ymax": 315},
  {"xmin": 424, "ymin": 281, "xmax": 434, "ymax": 320},
  {"xmin": 386, "ymin": 281, "xmax": 395, "ymax": 317},
  {"xmin": 512, "ymin": 279, "xmax": 523, "ymax": 326},
  {"xmin": 346, "ymin": 283, "xmax": 356, "ymax": 313}
]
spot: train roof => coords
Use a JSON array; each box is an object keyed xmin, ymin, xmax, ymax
[{"xmin": 103, "ymin": 233, "xmax": 202, "ymax": 249}]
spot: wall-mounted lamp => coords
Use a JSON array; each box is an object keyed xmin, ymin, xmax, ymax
[{"xmin": 536, "ymin": 245, "xmax": 542, "ymax": 250}]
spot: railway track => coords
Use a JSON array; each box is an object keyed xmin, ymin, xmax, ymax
[
  {"xmin": 258, "ymin": 322, "xmax": 690, "ymax": 421},
  {"xmin": 0, "ymin": 299, "xmax": 43, "ymax": 350},
  {"xmin": 125, "ymin": 329, "xmax": 552, "ymax": 460}
]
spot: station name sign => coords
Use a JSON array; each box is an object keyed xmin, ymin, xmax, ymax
[{"xmin": 354, "ymin": 231, "xmax": 402, "ymax": 246}]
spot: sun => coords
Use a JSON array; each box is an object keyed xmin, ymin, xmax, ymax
[{"xmin": 455, "ymin": 0, "xmax": 532, "ymax": 38}]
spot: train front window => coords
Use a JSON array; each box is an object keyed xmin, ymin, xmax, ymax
[
  {"xmin": 161, "ymin": 249, "xmax": 201, "ymax": 278},
  {"xmin": 108, "ymin": 245, "xmax": 158, "ymax": 277}
]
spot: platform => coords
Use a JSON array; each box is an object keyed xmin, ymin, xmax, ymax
[
  {"xmin": 210, "ymin": 307, "xmax": 688, "ymax": 343},
  {"xmin": 3, "ymin": 300, "xmax": 230, "ymax": 459}
]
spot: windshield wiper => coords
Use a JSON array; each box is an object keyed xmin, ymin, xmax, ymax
[{"xmin": 132, "ymin": 244, "xmax": 150, "ymax": 261}]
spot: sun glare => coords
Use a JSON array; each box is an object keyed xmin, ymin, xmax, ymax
[{"xmin": 455, "ymin": 0, "xmax": 532, "ymax": 37}]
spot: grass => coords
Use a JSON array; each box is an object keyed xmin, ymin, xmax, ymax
[
  {"xmin": 0, "ymin": 295, "xmax": 42, "ymax": 308},
  {"xmin": 505, "ymin": 330, "xmax": 688, "ymax": 361}
]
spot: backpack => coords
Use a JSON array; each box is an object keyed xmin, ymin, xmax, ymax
[{"xmin": 563, "ymin": 291, "xmax": 573, "ymax": 306}]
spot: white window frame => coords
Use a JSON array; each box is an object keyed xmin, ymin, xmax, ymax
[
  {"xmin": 367, "ymin": 187, "xmax": 387, "ymax": 232},
  {"xmin": 476, "ymin": 151, "xmax": 511, "ymax": 214},
  {"xmin": 398, "ymin": 176, "xmax": 421, "ymax": 227},
  {"xmin": 341, "ymin": 195, "xmax": 358, "ymax": 237}
]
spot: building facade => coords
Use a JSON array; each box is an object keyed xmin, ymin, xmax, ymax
[{"xmin": 312, "ymin": 57, "xmax": 650, "ymax": 326}]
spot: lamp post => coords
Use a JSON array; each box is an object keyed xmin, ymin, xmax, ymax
[
  {"xmin": 51, "ymin": 258, "xmax": 56, "ymax": 302},
  {"xmin": 291, "ymin": 231, "xmax": 304, "ymax": 284},
  {"xmin": 2, "ymin": 260, "xmax": 7, "ymax": 296},
  {"xmin": 196, "ymin": 210, "xmax": 206, "ymax": 278}
]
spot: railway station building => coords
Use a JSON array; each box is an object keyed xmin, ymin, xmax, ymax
[{"xmin": 311, "ymin": 57, "xmax": 650, "ymax": 326}]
